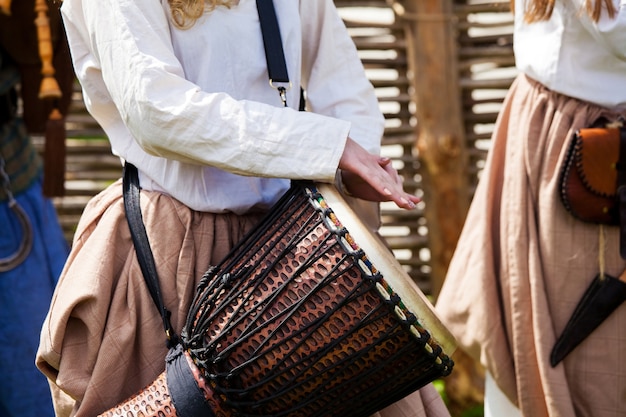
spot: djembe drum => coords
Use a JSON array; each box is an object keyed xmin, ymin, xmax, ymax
[{"xmin": 100, "ymin": 181, "xmax": 456, "ymax": 417}]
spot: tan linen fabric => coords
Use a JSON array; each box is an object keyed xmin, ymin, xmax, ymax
[
  {"xmin": 37, "ymin": 179, "xmax": 450, "ymax": 417},
  {"xmin": 36, "ymin": 179, "xmax": 264, "ymax": 416},
  {"xmin": 436, "ymin": 74, "xmax": 626, "ymax": 417},
  {"xmin": 375, "ymin": 385, "xmax": 450, "ymax": 417}
]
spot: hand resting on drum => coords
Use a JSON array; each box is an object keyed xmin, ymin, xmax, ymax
[{"xmin": 339, "ymin": 137, "xmax": 419, "ymax": 210}]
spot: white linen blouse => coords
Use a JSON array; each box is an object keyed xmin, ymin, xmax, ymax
[
  {"xmin": 60, "ymin": 0, "xmax": 384, "ymax": 213},
  {"xmin": 514, "ymin": 0, "xmax": 626, "ymax": 109}
]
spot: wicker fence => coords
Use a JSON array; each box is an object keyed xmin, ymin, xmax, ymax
[
  {"xmin": 47, "ymin": 0, "xmax": 516, "ymax": 296},
  {"xmin": 336, "ymin": 0, "xmax": 515, "ymax": 292}
]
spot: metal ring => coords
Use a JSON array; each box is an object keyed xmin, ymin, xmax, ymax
[
  {"xmin": 0, "ymin": 198, "xmax": 33, "ymax": 272},
  {"xmin": 269, "ymin": 79, "xmax": 292, "ymax": 91}
]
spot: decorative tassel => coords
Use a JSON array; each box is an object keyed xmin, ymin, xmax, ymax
[
  {"xmin": 35, "ymin": 0, "xmax": 61, "ymax": 100},
  {"xmin": 43, "ymin": 107, "xmax": 66, "ymax": 197},
  {"xmin": 0, "ymin": 0, "xmax": 11, "ymax": 16},
  {"xmin": 35, "ymin": 0, "xmax": 66, "ymax": 196}
]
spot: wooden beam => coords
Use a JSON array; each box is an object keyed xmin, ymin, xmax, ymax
[{"xmin": 399, "ymin": 0, "xmax": 470, "ymax": 298}]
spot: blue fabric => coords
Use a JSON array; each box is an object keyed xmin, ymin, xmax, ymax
[{"xmin": 0, "ymin": 179, "xmax": 69, "ymax": 417}]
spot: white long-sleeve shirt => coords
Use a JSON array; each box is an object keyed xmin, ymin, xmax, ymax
[
  {"xmin": 514, "ymin": 0, "xmax": 626, "ymax": 109},
  {"xmin": 60, "ymin": 0, "xmax": 384, "ymax": 213}
]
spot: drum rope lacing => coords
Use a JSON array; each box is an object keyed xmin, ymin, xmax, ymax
[
  {"xmin": 182, "ymin": 183, "xmax": 453, "ymax": 416},
  {"xmin": 313, "ymin": 189, "xmax": 448, "ymax": 364}
]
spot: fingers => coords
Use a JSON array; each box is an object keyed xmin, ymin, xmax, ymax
[
  {"xmin": 378, "ymin": 156, "xmax": 392, "ymax": 166},
  {"xmin": 377, "ymin": 157, "xmax": 419, "ymax": 209},
  {"xmin": 339, "ymin": 138, "xmax": 420, "ymax": 210},
  {"xmin": 364, "ymin": 163, "xmax": 418, "ymax": 210},
  {"xmin": 380, "ymin": 159, "xmax": 403, "ymax": 187},
  {"xmin": 381, "ymin": 178, "xmax": 419, "ymax": 210}
]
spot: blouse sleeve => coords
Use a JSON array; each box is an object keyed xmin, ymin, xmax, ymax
[
  {"xmin": 61, "ymin": 0, "xmax": 352, "ymax": 181},
  {"xmin": 299, "ymin": 0, "xmax": 385, "ymax": 155}
]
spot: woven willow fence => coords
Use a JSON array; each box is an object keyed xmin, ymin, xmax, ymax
[
  {"xmin": 51, "ymin": 0, "xmax": 516, "ymax": 296},
  {"xmin": 336, "ymin": 0, "xmax": 515, "ymax": 294}
]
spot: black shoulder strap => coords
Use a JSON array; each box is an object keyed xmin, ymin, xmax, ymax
[
  {"xmin": 123, "ymin": 162, "xmax": 178, "ymax": 348},
  {"xmin": 256, "ymin": 0, "xmax": 289, "ymax": 84}
]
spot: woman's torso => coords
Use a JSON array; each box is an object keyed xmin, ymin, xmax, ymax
[
  {"xmin": 60, "ymin": 0, "xmax": 384, "ymax": 213},
  {"xmin": 513, "ymin": 0, "xmax": 626, "ymax": 109}
]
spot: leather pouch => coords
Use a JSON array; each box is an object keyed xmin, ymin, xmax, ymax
[
  {"xmin": 559, "ymin": 126, "xmax": 626, "ymax": 258},
  {"xmin": 558, "ymin": 127, "xmax": 623, "ymax": 225}
]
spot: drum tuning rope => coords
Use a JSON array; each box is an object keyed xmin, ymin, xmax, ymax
[
  {"xmin": 102, "ymin": 182, "xmax": 455, "ymax": 417},
  {"xmin": 183, "ymin": 182, "xmax": 453, "ymax": 415}
]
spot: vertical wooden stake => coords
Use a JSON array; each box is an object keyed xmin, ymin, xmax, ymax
[{"xmin": 398, "ymin": 0, "xmax": 469, "ymax": 298}]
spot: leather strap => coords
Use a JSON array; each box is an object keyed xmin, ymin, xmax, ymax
[
  {"xmin": 256, "ymin": 0, "xmax": 289, "ymax": 84},
  {"xmin": 123, "ymin": 162, "xmax": 178, "ymax": 347},
  {"xmin": 165, "ymin": 344, "xmax": 216, "ymax": 417}
]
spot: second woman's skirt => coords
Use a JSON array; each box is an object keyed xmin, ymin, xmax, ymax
[{"xmin": 436, "ymin": 74, "xmax": 626, "ymax": 417}]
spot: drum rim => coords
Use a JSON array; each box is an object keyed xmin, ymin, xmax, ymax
[{"xmin": 314, "ymin": 182, "xmax": 457, "ymax": 356}]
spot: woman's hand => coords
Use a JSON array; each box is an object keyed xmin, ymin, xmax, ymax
[{"xmin": 338, "ymin": 138, "xmax": 420, "ymax": 210}]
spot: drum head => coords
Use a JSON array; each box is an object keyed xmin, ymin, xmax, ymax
[{"xmin": 316, "ymin": 182, "xmax": 457, "ymax": 356}]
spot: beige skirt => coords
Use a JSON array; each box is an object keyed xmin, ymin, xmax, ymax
[
  {"xmin": 36, "ymin": 179, "xmax": 450, "ymax": 417},
  {"xmin": 436, "ymin": 74, "xmax": 626, "ymax": 417}
]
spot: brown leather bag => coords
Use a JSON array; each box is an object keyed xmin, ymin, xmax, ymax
[
  {"xmin": 559, "ymin": 126, "xmax": 626, "ymax": 256},
  {"xmin": 559, "ymin": 127, "xmax": 623, "ymax": 224}
]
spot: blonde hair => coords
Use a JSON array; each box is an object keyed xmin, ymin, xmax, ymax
[
  {"xmin": 510, "ymin": 0, "xmax": 616, "ymax": 22},
  {"xmin": 168, "ymin": 0, "xmax": 236, "ymax": 28}
]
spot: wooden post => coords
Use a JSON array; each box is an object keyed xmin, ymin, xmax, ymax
[
  {"xmin": 394, "ymin": 0, "xmax": 469, "ymax": 298},
  {"xmin": 394, "ymin": 2, "xmax": 486, "ymax": 414}
]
